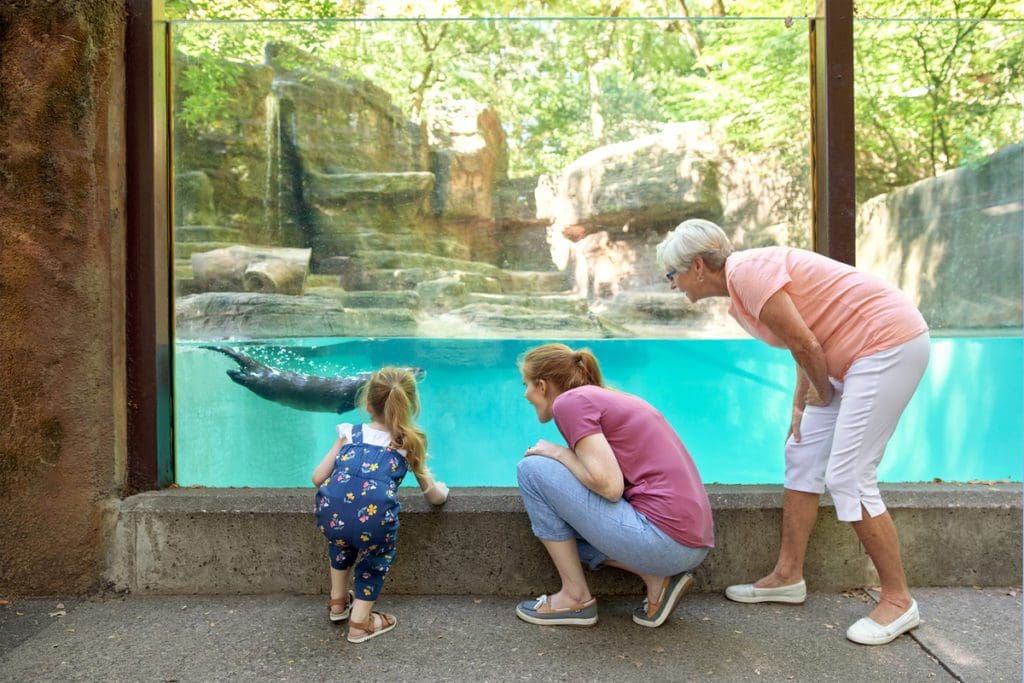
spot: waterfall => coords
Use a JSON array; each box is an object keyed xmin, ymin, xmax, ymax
[{"xmin": 263, "ymin": 89, "xmax": 281, "ymax": 244}]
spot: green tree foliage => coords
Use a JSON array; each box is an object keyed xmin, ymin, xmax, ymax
[
  {"xmin": 167, "ymin": 0, "xmax": 1023, "ymax": 199},
  {"xmin": 170, "ymin": 1, "xmax": 361, "ymax": 131},
  {"xmin": 854, "ymin": 0, "xmax": 1024, "ymax": 198}
]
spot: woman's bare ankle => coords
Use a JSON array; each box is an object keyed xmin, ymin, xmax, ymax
[
  {"xmin": 550, "ymin": 589, "xmax": 591, "ymax": 609},
  {"xmin": 754, "ymin": 571, "xmax": 802, "ymax": 589},
  {"xmin": 643, "ymin": 576, "xmax": 665, "ymax": 603}
]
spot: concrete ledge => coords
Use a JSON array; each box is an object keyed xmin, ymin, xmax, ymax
[{"xmin": 106, "ymin": 484, "xmax": 1022, "ymax": 595}]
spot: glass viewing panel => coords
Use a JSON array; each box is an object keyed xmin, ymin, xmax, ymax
[
  {"xmin": 170, "ymin": 15, "xmax": 1021, "ymax": 488},
  {"xmin": 851, "ymin": 16, "xmax": 1024, "ymax": 481}
]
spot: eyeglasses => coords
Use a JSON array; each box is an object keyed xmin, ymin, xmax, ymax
[{"xmin": 665, "ymin": 269, "xmax": 677, "ymax": 281}]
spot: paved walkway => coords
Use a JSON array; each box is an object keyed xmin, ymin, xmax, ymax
[{"xmin": 1, "ymin": 587, "xmax": 1020, "ymax": 681}]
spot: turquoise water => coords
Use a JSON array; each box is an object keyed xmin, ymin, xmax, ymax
[{"xmin": 174, "ymin": 337, "xmax": 1023, "ymax": 487}]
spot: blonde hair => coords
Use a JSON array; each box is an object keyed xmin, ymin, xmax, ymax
[
  {"xmin": 360, "ymin": 367, "xmax": 428, "ymax": 476},
  {"xmin": 519, "ymin": 343, "xmax": 603, "ymax": 392},
  {"xmin": 656, "ymin": 218, "xmax": 734, "ymax": 274}
]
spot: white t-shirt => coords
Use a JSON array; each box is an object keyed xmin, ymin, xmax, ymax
[{"xmin": 336, "ymin": 422, "xmax": 406, "ymax": 455}]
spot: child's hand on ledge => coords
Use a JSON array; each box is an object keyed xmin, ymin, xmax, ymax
[{"xmin": 424, "ymin": 481, "xmax": 449, "ymax": 506}]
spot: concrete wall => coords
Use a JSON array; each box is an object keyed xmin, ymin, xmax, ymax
[
  {"xmin": 857, "ymin": 142, "xmax": 1023, "ymax": 330},
  {"xmin": 0, "ymin": 0, "xmax": 126, "ymax": 594},
  {"xmin": 107, "ymin": 485, "xmax": 1022, "ymax": 596}
]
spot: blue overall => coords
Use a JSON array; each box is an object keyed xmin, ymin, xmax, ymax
[{"xmin": 314, "ymin": 424, "xmax": 408, "ymax": 601}]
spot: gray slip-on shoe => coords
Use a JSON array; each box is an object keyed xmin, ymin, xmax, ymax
[
  {"xmin": 515, "ymin": 594, "xmax": 598, "ymax": 626},
  {"xmin": 725, "ymin": 579, "xmax": 807, "ymax": 604},
  {"xmin": 632, "ymin": 572, "xmax": 695, "ymax": 627}
]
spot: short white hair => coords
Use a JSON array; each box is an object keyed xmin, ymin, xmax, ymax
[{"xmin": 656, "ymin": 218, "xmax": 734, "ymax": 273}]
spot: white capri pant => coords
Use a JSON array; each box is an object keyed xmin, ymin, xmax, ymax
[{"xmin": 784, "ymin": 332, "xmax": 930, "ymax": 522}]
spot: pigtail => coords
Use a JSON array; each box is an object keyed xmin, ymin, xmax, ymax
[
  {"xmin": 382, "ymin": 383, "xmax": 428, "ymax": 476},
  {"xmin": 364, "ymin": 366, "xmax": 429, "ymax": 477}
]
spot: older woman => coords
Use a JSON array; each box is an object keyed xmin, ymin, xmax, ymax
[
  {"xmin": 514, "ymin": 343, "xmax": 714, "ymax": 628},
  {"xmin": 656, "ymin": 219, "xmax": 929, "ymax": 646}
]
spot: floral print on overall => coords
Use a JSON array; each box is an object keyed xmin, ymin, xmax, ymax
[{"xmin": 315, "ymin": 423, "xmax": 407, "ymax": 601}]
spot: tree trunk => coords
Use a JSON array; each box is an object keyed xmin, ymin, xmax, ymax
[
  {"xmin": 676, "ymin": 0, "xmax": 705, "ymax": 59},
  {"xmin": 586, "ymin": 60, "xmax": 606, "ymax": 144}
]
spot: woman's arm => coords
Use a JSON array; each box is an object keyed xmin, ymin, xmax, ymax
[
  {"xmin": 789, "ymin": 367, "xmax": 810, "ymax": 443},
  {"xmin": 525, "ymin": 433, "xmax": 625, "ymax": 502},
  {"xmin": 311, "ymin": 437, "xmax": 346, "ymax": 485},
  {"xmin": 414, "ymin": 468, "xmax": 449, "ymax": 505},
  {"xmin": 758, "ymin": 290, "xmax": 833, "ymax": 407}
]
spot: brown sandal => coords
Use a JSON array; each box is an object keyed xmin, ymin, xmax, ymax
[
  {"xmin": 346, "ymin": 611, "xmax": 397, "ymax": 643},
  {"xmin": 327, "ymin": 590, "xmax": 354, "ymax": 623}
]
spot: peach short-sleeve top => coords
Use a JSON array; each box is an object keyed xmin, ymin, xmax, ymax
[{"xmin": 725, "ymin": 247, "xmax": 927, "ymax": 380}]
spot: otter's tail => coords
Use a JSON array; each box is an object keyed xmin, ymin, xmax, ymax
[{"xmin": 201, "ymin": 346, "xmax": 266, "ymax": 375}]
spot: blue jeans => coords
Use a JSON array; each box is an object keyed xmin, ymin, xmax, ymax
[{"xmin": 517, "ymin": 456, "xmax": 709, "ymax": 577}]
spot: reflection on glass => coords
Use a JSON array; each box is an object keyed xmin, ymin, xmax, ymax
[{"xmin": 170, "ymin": 16, "xmax": 1022, "ymax": 487}]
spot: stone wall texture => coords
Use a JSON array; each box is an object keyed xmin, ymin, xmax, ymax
[
  {"xmin": 0, "ymin": 0, "xmax": 126, "ymax": 594},
  {"xmin": 857, "ymin": 142, "xmax": 1023, "ymax": 330}
]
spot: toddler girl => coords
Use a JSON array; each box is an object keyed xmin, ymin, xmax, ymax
[{"xmin": 312, "ymin": 366, "xmax": 449, "ymax": 643}]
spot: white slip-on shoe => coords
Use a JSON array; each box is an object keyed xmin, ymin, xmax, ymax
[
  {"xmin": 725, "ymin": 579, "xmax": 807, "ymax": 604},
  {"xmin": 845, "ymin": 600, "xmax": 920, "ymax": 645}
]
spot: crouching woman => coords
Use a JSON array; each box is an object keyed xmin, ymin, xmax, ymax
[{"xmin": 514, "ymin": 343, "xmax": 714, "ymax": 628}]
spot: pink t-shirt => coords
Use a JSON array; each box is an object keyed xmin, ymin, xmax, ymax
[
  {"xmin": 725, "ymin": 247, "xmax": 928, "ymax": 380},
  {"xmin": 551, "ymin": 385, "xmax": 715, "ymax": 549}
]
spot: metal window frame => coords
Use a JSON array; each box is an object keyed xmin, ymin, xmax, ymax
[
  {"xmin": 126, "ymin": 0, "xmax": 173, "ymax": 490},
  {"xmin": 810, "ymin": 0, "xmax": 856, "ymax": 265}
]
